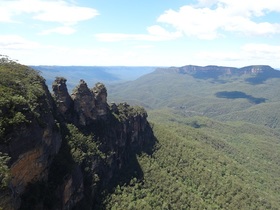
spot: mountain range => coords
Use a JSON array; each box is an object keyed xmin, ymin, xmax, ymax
[
  {"xmin": 108, "ymin": 65, "xmax": 280, "ymax": 129},
  {"xmin": 31, "ymin": 66, "xmax": 157, "ymax": 91},
  {"xmin": 104, "ymin": 64, "xmax": 280, "ymax": 209},
  {"xmin": 1, "ymin": 60, "xmax": 280, "ymax": 209}
]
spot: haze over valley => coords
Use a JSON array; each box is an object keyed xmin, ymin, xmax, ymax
[
  {"xmin": 1, "ymin": 58, "xmax": 280, "ymax": 209},
  {"xmin": 1, "ymin": 0, "xmax": 280, "ymax": 209}
]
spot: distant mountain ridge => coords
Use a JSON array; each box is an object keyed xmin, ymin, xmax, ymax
[
  {"xmin": 156, "ymin": 64, "xmax": 275, "ymax": 73},
  {"xmin": 155, "ymin": 65, "xmax": 280, "ymax": 80},
  {"xmin": 108, "ymin": 64, "xmax": 280, "ymax": 128},
  {"xmin": 31, "ymin": 65, "xmax": 157, "ymax": 91}
]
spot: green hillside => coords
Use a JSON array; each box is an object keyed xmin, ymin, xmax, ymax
[
  {"xmin": 103, "ymin": 65, "xmax": 280, "ymax": 209},
  {"xmin": 108, "ymin": 66, "xmax": 280, "ymax": 128},
  {"xmin": 2, "ymin": 60, "xmax": 280, "ymax": 209},
  {"xmin": 103, "ymin": 110, "xmax": 280, "ymax": 209}
]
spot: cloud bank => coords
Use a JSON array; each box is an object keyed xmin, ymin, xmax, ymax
[
  {"xmin": 158, "ymin": 0, "xmax": 280, "ymax": 40},
  {"xmin": 0, "ymin": 0, "xmax": 99, "ymax": 35},
  {"xmin": 95, "ymin": 0, "xmax": 280, "ymax": 41}
]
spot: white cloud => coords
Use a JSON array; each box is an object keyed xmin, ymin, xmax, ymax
[
  {"xmin": 0, "ymin": 35, "xmax": 40, "ymax": 50},
  {"xmin": 217, "ymin": 0, "xmax": 280, "ymax": 16},
  {"xmin": 196, "ymin": 0, "xmax": 219, "ymax": 8},
  {"xmin": 195, "ymin": 43, "xmax": 280, "ymax": 67},
  {"xmin": 95, "ymin": 25, "xmax": 181, "ymax": 42},
  {"xmin": 39, "ymin": 26, "xmax": 76, "ymax": 35},
  {"xmin": 224, "ymin": 18, "xmax": 280, "ymax": 35},
  {"xmin": 157, "ymin": 0, "xmax": 280, "ymax": 40},
  {"xmin": 0, "ymin": 7, "xmax": 13, "ymax": 23},
  {"xmin": 32, "ymin": 1, "xmax": 99, "ymax": 25},
  {"xmin": 242, "ymin": 43, "xmax": 280, "ymax": 60},
  {"xmin": 0, "ymin": 0, "xmax": 99, "ymax": 25},
  {"xmin": 147, "ymin": 25, "xmax": 182, "ymax": 39},
  {"xmin": 158, "ymin": 6, "xmax": 223, "ymax": 40},
  {"xmin": 133, "ymin": 45, "xmax": 154, "ymax": 49},
  {"xmin": 3, "ymin": 37, "xmax": 280, "ymax": 67}
]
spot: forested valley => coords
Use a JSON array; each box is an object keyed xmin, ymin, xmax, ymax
[{"xmin": 1, "ymin": 58, "xmax": 280, "ymax": 209}]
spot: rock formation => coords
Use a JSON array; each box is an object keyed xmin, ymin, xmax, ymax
[
  {"xmin": 0, "ymin": 62, "xmax": 155, "ymax": 210},
  {"xmin": 53, "ymin": 79, "xmax": 109, "ymax": 126},
  {"xmin": 0, "ymin": 78, "xmax": 61, "ymax": 209},
  {"xmin": 52, "ymin": 77, "xmax": 73, "ymax": 122}
]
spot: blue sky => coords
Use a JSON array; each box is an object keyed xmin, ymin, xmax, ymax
[{"xmin": 1, "ymin": 0, "xmax": 280, "ymax": 67}]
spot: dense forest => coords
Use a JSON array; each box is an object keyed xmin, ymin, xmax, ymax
[
  {"xmin": 103, "ymin": 111, "xmax": 280, "ymax": 209},
  {"xmin": 104, "ymin": 65, "xmax": 280, "ymax": 209},
  {"xmin": 1, "ymin": 57, "xmax": 280, "ymax": 209}
]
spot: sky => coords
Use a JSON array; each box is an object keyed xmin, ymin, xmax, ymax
[{"xmin": 1, "ymin": 0, "xmax": 280, "ymax": 67}]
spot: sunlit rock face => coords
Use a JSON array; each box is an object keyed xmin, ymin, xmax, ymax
[
  {"xmin": 52, "ymin": 77, "xmax": 73, "ymax": 121},
  {"xmin": 1, "ymin": 80, "xmax": 62, "ymax": 209},
  {"xmin": 0, "ymin": 64, "xmax": 154, "ymax": 210},
  {"xmin": 53, "ymin": 79, "xmax": 109, "ymax": 126},
  {"xmin": 92, "ymin": 82, "xmax": 109, "ymax": 118}
]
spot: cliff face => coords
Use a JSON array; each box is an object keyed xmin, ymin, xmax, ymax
[
  {"xmin": 0, "ymin": 63, "xmax": 62, "ymax": 209},
  {"xmin": 52, "ymin": 77, "xmax": 73, "ymax": 122},
  {"xmin": 0, "ymin": 61, "xmax": 155, "ymax": 210},
  {"xmin": 155, "ymin": 65, "xmax": 280, "ymax": 81},
  {"xmin": 52, "ymin": 78, "xmax": 109, "ymax": 126},
  {"xmin": 50, "ymin": 79, "xmax": 154, "ymax": 209}
]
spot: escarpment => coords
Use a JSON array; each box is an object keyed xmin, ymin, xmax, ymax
[
  {"xmin": 0, "ymin": 64, "xmax": 62, "ymax": 209},
  {"xmin": 0, "ymin": 63, "xmax": 155, "ymax": 210}
]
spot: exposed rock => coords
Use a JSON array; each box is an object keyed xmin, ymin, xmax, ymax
[
  {"xmin": 155, "ymin": 65, "xmax": 280, "ymax": 80},
  {"xmin": 93, "ymin": 82, "xmax": 107, "ymax": 104},
  {"xmin": 0, "ymin": 63, "xmax": 155, "ymax": 210},
  {"xmin": 92, "ymin": 82, "xmax": 109, "ymax": 118},
  {"xmin": 1, "ymin": 82, "xmax": 61, "ymax": 209},
  {"xmin": 70, "ymin": 80, "xmax": 109, "ymax": 126},
  {"xmin": 71, "ymin": 80, "xmax": 96, "ymax": 126},
  {"xmin": 61, "ymin": 166, "xmax": 84, "ymax": 210},
  {"xmin": 52, "ymin": 77, "xmax": 73, "ymax": 122},
  {"xmin": 97, "ymin": 103, "xmax": 152, "ymax": 180},
  {"xmin": 55, "ymin": 83, "xmax": 153, "ymax": 209},
  {"xmin": 110, "ymin": 103, "xmax": 118, "ymax": 114}
]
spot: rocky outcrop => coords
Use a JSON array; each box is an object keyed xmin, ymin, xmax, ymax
[
  {"xmin": 53, "ymin": 79, "xmax": 110, "ymax": 126},
  {"xmin": 71, "ymin": 80, "xmax": 97, "ymax": 126},
  {"xmin": 52, "ymin": 81, "xmax": 154, "ymax": 210},
  {"xmin": 155, "ymin": 65, "xmax": 280, "ymax": 80},
  {"xmin": 61, "ymin": 165, "xmax": 84, "ymax": 210},
  {"xmin": 52, "ymin": 77, "xmax": 73, "ymax": 121},
  {"xmin": 92, "ymin": 82, "xmax": 109, "ymax": 118},
  {"xmin": 0, "ymin": 62, "xmax": 155, "ymax": 210},
  {"xmin": 0, "ymin": 81, "xmax": 61, "ymax": 209}
]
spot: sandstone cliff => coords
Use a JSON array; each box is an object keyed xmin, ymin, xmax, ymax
[
  {"xmin": 0, "ymin": 61, "xmax": 155, "ymax": 209},
  {"xmin": 155, "ymin": 65, "xmax": 280, "ymax": 81},
  {"xmin": 0, "ymin": 62, "xmax": 61, "ymax": 209}
]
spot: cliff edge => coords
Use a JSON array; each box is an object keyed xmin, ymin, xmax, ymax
[{"xmin": 0, "ymin": 58, "xmax": 155, "ymax": 210}]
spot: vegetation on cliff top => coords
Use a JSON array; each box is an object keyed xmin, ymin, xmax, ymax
[
  {"xmin": 111, "ymin": 102, "xmax": 147, "ymax": 122},
  {"xmin": 1, "ymin": 57, "xmax": 280, "ymax": 209},
  {"xmin": 0, "ymin": 55, "xmax": 47, "ymax": 143},
  {"xmin": 0, "ymin": 56, "xmax": 48, "ymax": 191}
]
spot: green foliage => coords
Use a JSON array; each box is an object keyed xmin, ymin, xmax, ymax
[
  {"xmin": 66, "ymin": 124, "xmax": 105, "ymax": 166},
  {"xmin": 108, "ymin": 69, "xmax": 280, "ymax": 128},
  {"xmin": 113, "ymin": 103, "xmax": 147, "ymax": 122},
  {"xmin": 0, "ymin": 56, "xmax": 46, "ymax": 143},
  {"xmin": 19, "ymin": 123, "xmax": 106, "ymax": 209},
  {"xmin": 0, "ymin": 152, "xmax": 11, "ymax": 189},
  {"xmin": 103, "ymin": 110, "xmax": 280, "ymax": 209},
  {"xmin": 2, "ymin": 57, "xmax": 280, "ymax": 209}
]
